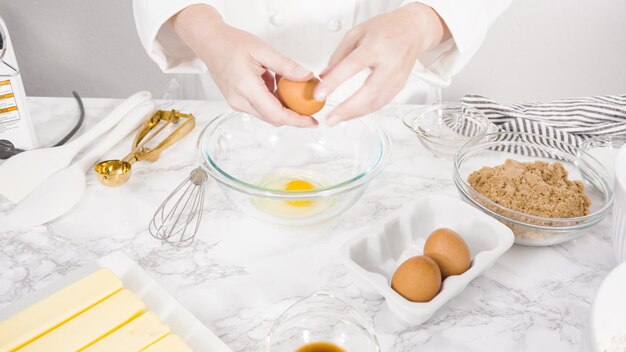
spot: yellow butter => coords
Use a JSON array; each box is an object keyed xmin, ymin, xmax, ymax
[
  {"xmin": 83, "ymin": 311, "xmax": 169, "ymax": 352},
  {"xmin": 17, "ymin": 289, "xmax": 146, "ymax": 352},
  {"xmin": 0, "ymin": 268, "xmax": 123, "ymax": 351},
  {"xmin": 142, "ymin": 334, "xmax": 193, "ymax": 352}
]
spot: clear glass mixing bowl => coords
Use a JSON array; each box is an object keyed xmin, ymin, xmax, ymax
[
  {"xmin": 197, "ymin": 111, "xmax": 391, "ymax": 225},
  {"xmin": 454, "ymin": 132, "xmax": 614, "ymax": 246},
  {"xmin": 266, "ymin": 292, "xmax": 380, "ymax": 352},
  {"xmin": 403, "ymin": 103, "xmax": 496, "ymax": 159}
]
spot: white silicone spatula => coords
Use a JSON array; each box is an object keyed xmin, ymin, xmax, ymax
[
  {"xmin": 0, "ymin": 91, "xmax": 151, "ymax": 204},
  {"xmin": 0, "ymin": 101, "xmax": 156, "ymax": 230}
]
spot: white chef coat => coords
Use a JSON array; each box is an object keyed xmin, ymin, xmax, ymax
[{"xmin": 133, "ymin": 0, "xmax": 511, "ymax": 104}]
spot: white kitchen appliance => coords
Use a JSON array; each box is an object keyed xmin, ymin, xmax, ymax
[
  {"xmin": 0, "ymin": 16, "xmax": 36, "ymax": 150},
  {"xmin": 613, "ymin": 144, "xmax": 626, "ymax": 263}
]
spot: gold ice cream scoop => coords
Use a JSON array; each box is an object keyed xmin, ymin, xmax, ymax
[{"xmin": 94, "ymin": 109, "xmax": 195, "ymax": 187}]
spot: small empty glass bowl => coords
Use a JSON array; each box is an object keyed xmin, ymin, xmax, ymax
[
  {"xmin": 197, "ymin": 112, "xmax": 391, "ymax": 225},
  {"xmin": 454, "ymin": 132, "xmax": 614, "ymax": 246},
  {"xmin": 403, "ymin": 103, "xmax": 495, "ymax": 159},
  {"xmin": 266, "ymin": 293, "xmax": 380, "ymax": 352}
]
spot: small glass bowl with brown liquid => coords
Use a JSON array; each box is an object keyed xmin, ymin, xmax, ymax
[{"xmin": 266, "ymin": 292, "xmax": 380, "ymax": 352}]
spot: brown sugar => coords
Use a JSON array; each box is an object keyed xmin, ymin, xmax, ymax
[{"xmin": 467, "ymin": 159, "xmax": 591, "ymax": 218}]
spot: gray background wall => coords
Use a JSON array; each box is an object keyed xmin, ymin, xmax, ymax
[{"xmin": 1, "ymin": 0, "xmax": 625, "ymax": 103}]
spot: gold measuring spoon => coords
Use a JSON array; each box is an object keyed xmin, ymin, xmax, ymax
[{"xmin": 94, "ymin": 110, "xmax": 195, "ymax": 187}]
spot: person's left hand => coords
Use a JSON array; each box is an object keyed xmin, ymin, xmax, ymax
[{"xmin": 314, "ymin": 3, "xmax": 450, "ymax": 125}]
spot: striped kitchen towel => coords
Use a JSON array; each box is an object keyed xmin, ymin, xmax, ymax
[{"xmin": 461, "ymin": 94, "xmax": 626, "ymax": 148}]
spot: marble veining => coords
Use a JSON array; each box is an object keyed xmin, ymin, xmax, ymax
[{"xmin": 0, "ymin": 97, "xmax": 617, "ymax": 351}]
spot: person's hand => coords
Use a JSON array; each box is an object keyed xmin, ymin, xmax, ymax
[
  {"xmin": 314, "ymin": 3, "xmax": 451, "ymax": 126},
  {"xmin": 173, "ymin": 5, "xmax": 318, "ymax": 127}
]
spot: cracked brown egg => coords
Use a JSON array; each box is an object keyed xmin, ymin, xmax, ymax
[{"xmin": 276, "ymin": 77, "xmax": 326, "ymax": 115}]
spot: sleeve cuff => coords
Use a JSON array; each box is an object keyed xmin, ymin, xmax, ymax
[
  {"xmin": 399, "ymin": 0, "xmax": 491, "ymax": 87},
  {"xmin": 402, "ymin": 0, "xmax": 488, "ymax": 55},
  {"xmin": 133, "ymin": 0, "xmax": 224, "ymax": 73}
]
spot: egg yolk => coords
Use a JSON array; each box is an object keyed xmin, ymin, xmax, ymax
[{"xmin": 284, "ymin": 179, "xmax": 315, "ymax": 207}]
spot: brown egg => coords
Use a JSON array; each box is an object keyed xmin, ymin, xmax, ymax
[
  {"xmin": 391, "ymin": 256, "xmax": 442, "ymax": 302},
  {"xmin": 424, "ymin": 228, "xmax": 471, "ymax": 278},
  {"xmin": 276, "ymin": 77, "xmax": 326, "ymax": 115}
]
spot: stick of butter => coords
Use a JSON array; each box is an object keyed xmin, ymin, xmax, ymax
[
  {"xmin": 17, "ymin": 289, "xmax": 146, "ymax": 352},
  {"xmin": 82, "ymin": 311, "xmax": 169, "ymax": 352},
  {"xmin": 143, "ymin": 334, "xmax": 193, "ymax": 352},
  {"xmin": 0, "ymin": 268, "xmax": 123, "ymax": 351}
]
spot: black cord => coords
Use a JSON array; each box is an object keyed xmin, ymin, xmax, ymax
[
  {"xmin": 0, "ymin": 139, "xmax": 23, "ymax": 159},
  {"xmin": 53, "ymin": 91, "xmax": 85, "ymax": 147},
  {"xmin": 0, "ymin": 91, "xmax": 85, "ymax": 159}
]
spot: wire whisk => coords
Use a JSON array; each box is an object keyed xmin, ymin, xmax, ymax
[{"xmin": 149, "ymin": 167, "xmax": 208, "ymax": 247}]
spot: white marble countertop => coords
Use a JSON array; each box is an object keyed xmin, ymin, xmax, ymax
[{"xmin": 0, "ymin": 97, "xmax": 618, "ymax": 352}]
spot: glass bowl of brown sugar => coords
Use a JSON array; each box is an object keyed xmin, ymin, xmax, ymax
[{"xmin": 453, "ymin": 132, "xmax": 614, "ymax": 246}]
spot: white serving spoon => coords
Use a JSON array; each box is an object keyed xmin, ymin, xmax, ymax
[
  {"xmin": 0, "ymin": 101, "xmax": 155, "ymax": 230},
  {"xmin": 0, "ymin": 90, "xmax": 151, "ymax": 204}
]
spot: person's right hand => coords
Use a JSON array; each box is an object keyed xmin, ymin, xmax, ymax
[{"xmin": 172, "ymin": 4, "xmax": 318, "ymax": 127}]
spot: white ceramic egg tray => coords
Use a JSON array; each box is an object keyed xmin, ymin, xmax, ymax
[
  {"xmin": 341, "ymin": 194, "xmax": 515, "ymax": 325},
  {"xmin": 0, "ymin": 251, "xmax": 233, "ymax": 352}
]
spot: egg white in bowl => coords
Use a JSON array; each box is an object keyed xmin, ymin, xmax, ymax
[{"xmin": 197, "ymin": 111, "xmax": 391, "ymax": 226}]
